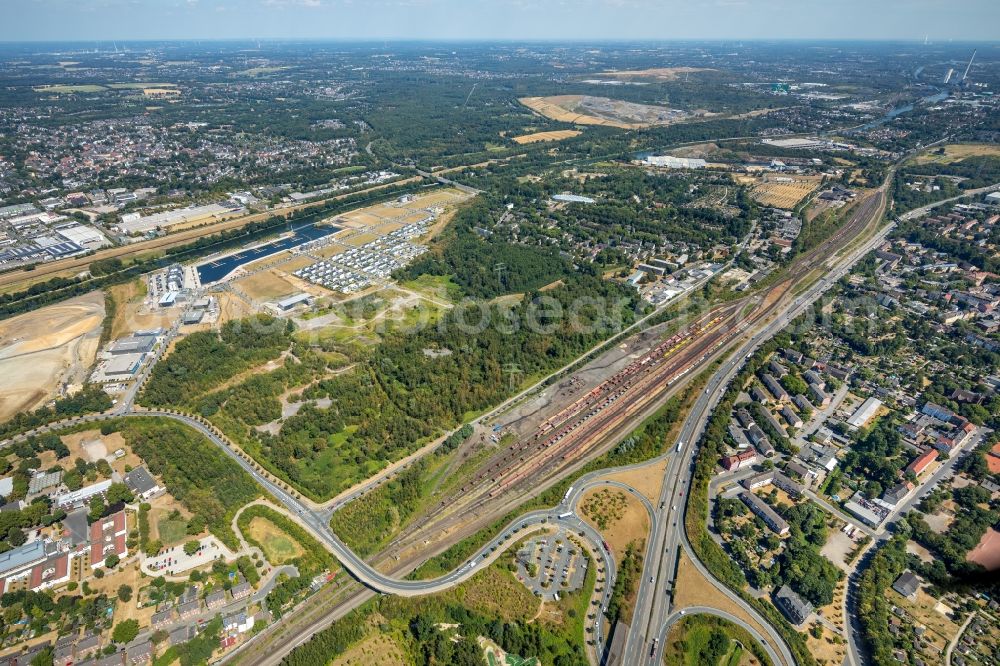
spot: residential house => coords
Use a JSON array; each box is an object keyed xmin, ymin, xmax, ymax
[
  {"xmin": 122, "ymin": 467, "xmax": 164, "ymax": 501},
  {"xmin": 892, "ymin": 571, "xmax": 920, "ymax": 600},
  {"xmin": 775, "ymin": 585, "xmax": 813, "ymax": 625},
  {"xmin": 738, "ymin": 492, "xmax": 789, "ymax": 536}
]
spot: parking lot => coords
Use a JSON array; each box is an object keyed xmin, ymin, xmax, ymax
[{"xmin": 514, "ymin": 531, "xmax": 588, "ymax": 600}]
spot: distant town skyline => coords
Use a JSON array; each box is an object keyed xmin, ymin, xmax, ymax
[{"xmin": 2, "ymin": 0, "xmax": 999, "ymax": 42}]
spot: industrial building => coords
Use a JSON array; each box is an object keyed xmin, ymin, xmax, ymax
[
  {"xmin": 108, "ymin": 336, "xmax": 156, "ymax": 356},
  {"xmin": 103, "ymin": 354, "xmax": 144, "ymax": 377},
  {"xmin": 641, "ymin": 155, "xmax": 707, "ymax": 169},
  {"xmin": 277, "ymin": 293, "xmax": 312, "ymax": 311},
  {"xmin": 551, "ymin": 193, "xmax": 595, "ymax": 204}
]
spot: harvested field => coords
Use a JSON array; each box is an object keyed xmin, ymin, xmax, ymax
[
  {"xmin": 967, "ymin": 527, "xmax": 1000, "ymax": 571},
  {"xmin": 512, "ymin": 129, "xmax": 583, "ymax": 144},
  {"xmin": 597, "ymin": 66, "xmax": 714, "ymax": 81},
  {"xmin": 0, "ymin": 292, "xmax": 104, "ymax": 422},
  {"xmin": 912, "ymin": 143, "xmax": 1000, "ymax": 165},
  {"xmin": 247, "ymin": 516, "xmax": 304, "ymax": 565},
  {"xmin": 279, "ymin": 255, "xmax": 319, "ymax": 271},
  {"xmin": 735, "ymin": 174, "xmax": 823, "ymax": 209},
  {"xmin": 342, "ymin": 232, "xmax": 382, "ymax": 247}
]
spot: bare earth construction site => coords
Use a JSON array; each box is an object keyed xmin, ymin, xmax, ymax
[
  {"xmin": 519, "ymin": 95, "xmax": 698, "ymax": 129},
  {"xmin": 0, "ymin": 292, "xmax": 104, "ymax": 421}
]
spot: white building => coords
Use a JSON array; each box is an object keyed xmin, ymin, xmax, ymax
[
  {"xmin": 847, "ymin": 397, "xmax": 883, "ymax": 429},
  {"xmin": 55, "ymin": 480, "xmax": 112, "ymax": 509}
]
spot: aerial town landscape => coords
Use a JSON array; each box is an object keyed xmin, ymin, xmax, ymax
[{"xmin": 0, "ymin": 2, "xmax": 998, "ymax": 666}]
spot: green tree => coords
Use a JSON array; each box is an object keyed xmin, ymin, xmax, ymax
[{"xmin": 112, "ymin": 619, "xmax": 139, "ymax": 644}]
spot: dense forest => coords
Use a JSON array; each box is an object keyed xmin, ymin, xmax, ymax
[
  {"xmin": 142, "ymin": 316, "xmax": 294, "ymax": 405},
  {"xmin": 106, "ymin": 418, "xmax": 263, "ymax": 549},
  {"xmin": 141, "ymin": 271, "xmax": 639, "ymax": 501},
  {"xmin": 397, "ymin": 195, "xmax": 574, "ymax": 299}
]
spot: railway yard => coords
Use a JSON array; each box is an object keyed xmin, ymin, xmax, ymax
[
  {"xmin": 364, "ymin": 185, "xmax": 884, "ymax": 575},
  {"xmin": 2, "ymin": 34, "xmax": 996, "ymax": 666}
]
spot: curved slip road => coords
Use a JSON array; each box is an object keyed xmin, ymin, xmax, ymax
[{"xmin": 626, "ymin": 215, "xmax": 898, "ymax": 666}]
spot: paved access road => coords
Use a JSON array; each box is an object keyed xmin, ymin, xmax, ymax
[{"xmin": 624, "ymin": 207, "xmax": 897, "ymax": 666}]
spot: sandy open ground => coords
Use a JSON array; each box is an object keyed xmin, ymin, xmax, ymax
[
  {"xmin": 578, "ymin": 486, "xmax": 649, "ymax": 562},
  {"xmin": 672, "ymin": 551, "xmax": 779, "ymax": 662},
  {"xmin": 0, "ymin": 292, "xmax": 104, "ymax": 422},
  {"xmin": 234, "ymin": 271, "xmax": 300, "ymax": 302},
  {"xmin": 967, "ymin": 527, "xmax": 1000, "ymax": 571},
  {"xmin": 599, "ymin": 458, "xmax": 668, "ymax": 505}
]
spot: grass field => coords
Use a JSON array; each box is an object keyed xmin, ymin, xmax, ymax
[
  {"xmin": 911, "ymin": 143, "xmax": 1000, "ymax": 165},
  {"xmin": 237, "ymin": 66, "xmax": 289, "ymax": 77},
  {"xmin": 400, "ymin": 274, "xmax": 463, "ymax": 303},
  {"xmin": 597, "ymin": 66, "xmax": 713, "ymax": 81},
  {"xmin": 247, "ymin": 516, "xmax": 305, "ymax": 565},
  {"xmin": 448, "ymin": 565, "xmax": 539, "ymax": 623},
  {"xmin": 34, "ymin": 84, "xmax": 106, "ymax": 93},
  {"xmin": 512, "ymin": 130, "xmax": 583, "ymax": 144},
  {"xmin": 329, "ymin": 633, "xmax": 408, "ymax": 666},
  {"xmin": 663, "ymin": 614, "xmax": 770, "ymax": 666},
  {"xmin": 156, "ymin": 518, "xmax": 189, "ymax": 546},
  {"xmin": 108, "ymin": 82, "xmax": 176, "ymax": 90}
]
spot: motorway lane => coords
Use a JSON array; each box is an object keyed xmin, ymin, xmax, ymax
[
  {"xmin": 0, "ymin": 182, "xmax": 898, "ymax": 662},
  {"xmin": 628, "ymin": 219, "xmax": 898, "ymax": 666}
]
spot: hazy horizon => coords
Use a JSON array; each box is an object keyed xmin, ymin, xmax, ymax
[{"xmin": 3, "ymin": 0, "xmax": 999, "ymax": 43}]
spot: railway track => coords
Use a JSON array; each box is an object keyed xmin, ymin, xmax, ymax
[{"xmin": 368, "ymin": 189, "xmax": 886, "ymax": 568}]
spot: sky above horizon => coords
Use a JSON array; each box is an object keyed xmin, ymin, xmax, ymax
[{"xmin": 3, "ymin": 0, "xmax": 999, "ymax": 42}]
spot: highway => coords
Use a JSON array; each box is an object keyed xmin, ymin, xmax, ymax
[
  {"xmin": 0, "ymin": 192, "xmax": 892, "ymax": 666},
  {"xmin": 623, "ymin": 199, "xmax": 897, "ymax": 666}
]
